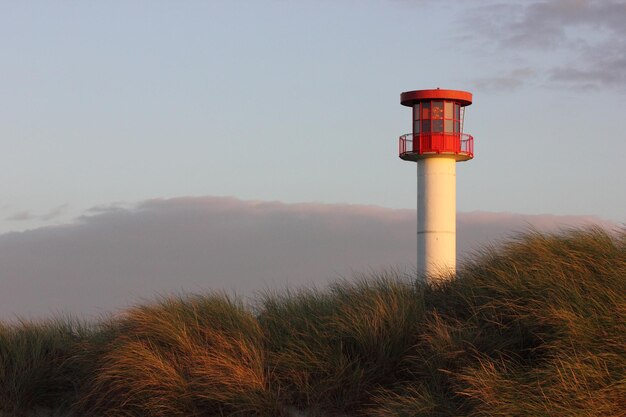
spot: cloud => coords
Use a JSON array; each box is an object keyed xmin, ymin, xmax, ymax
[
  {"xmin": 6, "ymin": 210, "xmax": 35, "ymax": 221},
  {"xmin": 549, "ymin": 49, "xmax": 626, "ymax": 88},
  {"xmin": 465, "ymin": 0, "xmax": 626, "ymax": 89},
  {"xmin": 5, "ymin": 205, "xmax": 69, "ymax": 223},
  {"xmin": 0, "ymin": 196, "xmax": 616, "ymax": 320},
  {"xmin": 40, "ymin": 205, "xmax": 69, "ymax": 221},
  {"xmin": 473, "ymin": 67, "xmax": 536, "ymax": 91}
]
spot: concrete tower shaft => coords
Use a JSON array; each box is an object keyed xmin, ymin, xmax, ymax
[{"xmin": 417, "ymin": 157, "xmax": 456, "ymax": 278}]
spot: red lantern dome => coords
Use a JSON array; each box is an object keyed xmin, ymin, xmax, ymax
[{"xmin": 399, "ymin": 89, "xmax": 474, "ymax": 162}]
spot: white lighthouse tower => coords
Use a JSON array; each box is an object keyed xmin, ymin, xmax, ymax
[{"xmin": 398, "ymin": 89, "xmax": 474, "ymax": 282}]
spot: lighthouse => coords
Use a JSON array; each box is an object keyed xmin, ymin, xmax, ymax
[{"xmin": 398, "ymin": 89, "xmax": 474, "ymax": 282}]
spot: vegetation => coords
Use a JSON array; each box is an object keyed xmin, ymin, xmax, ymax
[{"xmin": 1, "ymin": 227, "xmax": 624, "ymax": 416}]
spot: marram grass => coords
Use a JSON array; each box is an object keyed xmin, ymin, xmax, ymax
[{"xmin": 1, "ymin": 227, "xmax": 624, "ymax": 417}]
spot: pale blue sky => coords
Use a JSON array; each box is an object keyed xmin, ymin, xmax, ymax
[{"xmin": 1, "ymin": 0, "xmax": 625, "ymax": 234}]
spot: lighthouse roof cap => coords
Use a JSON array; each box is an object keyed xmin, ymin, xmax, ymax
[{"xmin": 401, "ymin": 89, "xmax": 472, "ymax": 107}]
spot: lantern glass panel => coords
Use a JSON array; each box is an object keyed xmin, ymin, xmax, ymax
[
  {"xmin": 432, "ymin": 120, "xmax": 443, "ymax": 132},
  {"xmin": 413, "ymin": 104, "xmax": 420, "ymax": 120},
  {"xmin": 444, "ymin": 120, "xmax": 453, "ymax": 133},
  {"xmin": 444, "ymin": 101, "xmax": 453, "ymax": 119},
  {"xmin": 422, "ymin": 102, "xmax": 430, "ymax": 119},
  {"xmin": 432, "ymin": 101, "xmax": 443, "ymax": 119},
  {"xmin": 422, "ymin": 119, "xmax": 431, "ymax": 133},
  {"xmin": 414, "ymin": 120, "xmax": 420, "ymax": 133}
]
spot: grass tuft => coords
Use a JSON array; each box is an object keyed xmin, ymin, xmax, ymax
[
  {"xmin": 0, "ymin": 317, "xmax": 91, "ymax": 416},
  {"xmin": 259, "ymin": 273, "xmax": 423, "ymax": 412},
  {"xmin": 76, "ymin": 294, "xmax": 278, "ymax": 417}
]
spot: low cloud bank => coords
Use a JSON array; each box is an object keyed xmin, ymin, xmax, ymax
[{"xmin": 0, "ymin": 196, "xmax": 615, "ymax": 319}]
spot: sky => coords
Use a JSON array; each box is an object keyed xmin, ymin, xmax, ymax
[{"xmin": 1, "ymin": 0, "xmax": 625, "ymax": 318}]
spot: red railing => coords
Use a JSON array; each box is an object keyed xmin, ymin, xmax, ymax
[{"xmin": 399, "ymin": 133, "xmax": 473, "ymax": 160}]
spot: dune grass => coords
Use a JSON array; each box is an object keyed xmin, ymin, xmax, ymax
[
  {"xmin": 0, "ymin": 318, "xmax": 93, "ymax": 416},
  {"xmin": 1, "ymin": 227, "xmax": 624, "ymax": 416},
  {"xmin": 74, "ymin": 295, "xmax": 279, "ymax": 417},
  {"xmin": 259, "ymin": 273, "xmax": 424, "ymax": 413}
]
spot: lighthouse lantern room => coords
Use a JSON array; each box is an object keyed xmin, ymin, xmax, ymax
[{"xmin": 398, "ymin": 88, "xmax": 474, "ymax": 282}]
